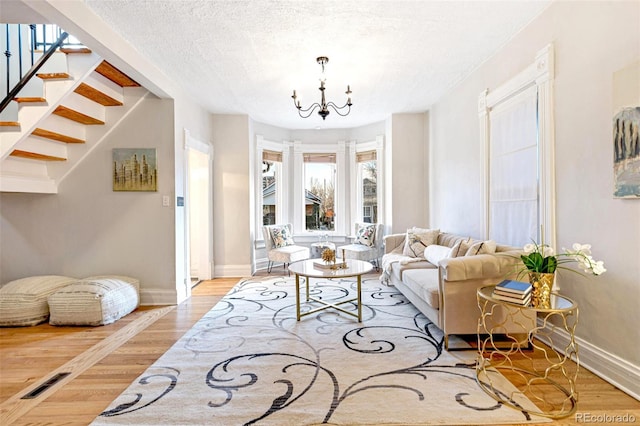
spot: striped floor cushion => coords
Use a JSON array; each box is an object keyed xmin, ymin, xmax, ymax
[
  {"xmin": 48, "ymin": 277, "xmax": 139, "ymax": 326},
  {"xmin": 0, "ymin": 275, "xmax": 78, "ymax": 327}
]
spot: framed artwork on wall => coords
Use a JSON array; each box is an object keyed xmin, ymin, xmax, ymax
[
  {"xmin": 613, "ymin": 60, "xmax": 640, "ymax": 199},
  {"xmin": 113, "ymin": 148, "xmax": 158, "ymax": 192}
]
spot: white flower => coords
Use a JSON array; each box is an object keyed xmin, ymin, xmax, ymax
[
  {"xmin": 523, "ymin": 243, "xmax": 536, "ymax": 254},
  {"xmin": 592, "ymin": 261, "xmax": 606, "ymax": 275},
  {"xmin": 542, "ymin": 246, "xmax": 554, "ymax": 257},
  {"xmin": 572, "ymin": 243, "xmax": 592, "ymax": 256}
]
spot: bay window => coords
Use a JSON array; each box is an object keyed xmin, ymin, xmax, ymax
[{"xmin": 256, "ymin": 135, "xmax": 383, "ymax": 242}]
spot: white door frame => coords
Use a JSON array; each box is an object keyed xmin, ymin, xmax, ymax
[{"xmin": 185, "ymin": 128, "xmax": 214, "ymax": 282}]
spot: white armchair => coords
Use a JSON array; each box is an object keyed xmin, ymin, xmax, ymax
[
  {"xmin": 337, "ymin": 223, "xmax": 384, "ymax": 271},
  {"xmin": 262, "ymin": 224, "xmax": 310, "ymax": 274}
]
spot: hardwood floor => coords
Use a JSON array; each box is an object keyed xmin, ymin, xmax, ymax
[{"xmin": 0, "ymin": 275, "xmax": 638, "ymax": 425}]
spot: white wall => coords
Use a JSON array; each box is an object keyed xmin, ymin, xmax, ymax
[
  {"xmin": 430, "ymin": 0, "xmax": 640, "ymax": 396},
  {"xmin": 386, "ymin": 113, "xmax": 429, "ymax": 234},
  {"xmin": 211, "ymin": 114, "xmax": 252, "ymax": 277},
  {"xmin": 0, "ymin": 96, "xmax": 178, "ymax": 304}
]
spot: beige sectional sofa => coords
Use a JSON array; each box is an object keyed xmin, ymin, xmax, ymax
[{"xmin": 381, "ymin": 231, "xmax": 534, "ymax": 349}]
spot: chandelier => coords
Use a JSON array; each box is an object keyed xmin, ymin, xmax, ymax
[{"xmin": 291, "ymin": 56, "xmax": 352, "ymax": 120}]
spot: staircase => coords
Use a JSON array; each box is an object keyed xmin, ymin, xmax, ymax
[{"xmin": 0, "ymin": 28, "xmax": 143, "ymax": 193}]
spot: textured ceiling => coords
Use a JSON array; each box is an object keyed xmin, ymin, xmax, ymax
[{"xmin": 84, "ymin": 0, "xmax": 551, "ymax": 130}]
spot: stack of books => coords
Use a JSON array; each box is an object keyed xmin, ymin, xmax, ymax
[{"xmin": 493, "ymin": 280, "xmax": 533, "ymax": 306}]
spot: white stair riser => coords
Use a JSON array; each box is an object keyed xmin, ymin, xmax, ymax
[
  {"xmin": 39, "ymin": 114, "xmax": 87, "ymax": 141},
  {"xmin": 35, "ymin": 51, "xmax": 70, "ymax": 75},
  {"xmin": 0, "ymin": 156, "xmax": 49, "ymax": 177},
  {"xmin": 0, "ymin": 156, "xmax": 56, "ymax": 194},
  {"xmin": 0, "ymin": 103, "xmax": 19, "ymax": 123},
  {"xmin": 18, "ymin": 136, "xmax": 69, "ymax": 159},
  {"xmin": 83, "ymin": 73, "xmax": 125, "ymax": 104},
  {"xmin": 59, "ymin": 91, "xmax": 106, "ymax": 122}
]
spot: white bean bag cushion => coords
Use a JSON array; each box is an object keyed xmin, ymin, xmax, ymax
[
  {"xmin": 84, "ymin": 275, "xmax": 140, "ymax": 303},
  {"xmin": 48, "ymin": 277, "xmax": 139, "ymax": 326},
  {"xmin": 0, "ymin": 275, "xmax": 78, "ymax": 327}
]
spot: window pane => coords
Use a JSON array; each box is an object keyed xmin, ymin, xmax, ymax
[
  {"xmin": 262, "ymin": 160, "xmax": 278, "ymax": 225},
  {"xmin": 359, "ymin": 160, "xmax": 377, "ymax": 223},
  {"xmin": 305, "ymin": 162, "xmax": 335, "ymax": 231}
]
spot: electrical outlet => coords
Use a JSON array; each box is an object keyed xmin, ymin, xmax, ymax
[{"xmin": 162, "ymin": 195, "xmax": 170, "ymax": 207}]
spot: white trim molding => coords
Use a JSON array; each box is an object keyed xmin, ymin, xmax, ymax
[{"xmin": 536, "ymin": 321, "xmax": 640, "ymax": 401}]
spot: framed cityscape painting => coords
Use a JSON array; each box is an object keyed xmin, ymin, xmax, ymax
[
  {"xmin": 113, "ymin": 148, "xmax": 158, "ymax": 192},
  {"xmin": 613, "ymin": 61, "xmax": 640, "ymax": 198}
]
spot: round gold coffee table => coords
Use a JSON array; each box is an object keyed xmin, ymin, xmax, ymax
[
  {"xmin": 476, "ymin": 285, "xmax": 579, "ymax": 419},
  {"xmin": 288, "ymin": 259, "xmax": 373, "ymax": 322}
]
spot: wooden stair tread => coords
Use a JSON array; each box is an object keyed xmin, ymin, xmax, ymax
[
  {"xmin": 37, "ymin": 72, "xmax": 70, "ymax": 80},
  {"xmin": 95, "ymin": 61, "xmax": 140, "ymax": 87},
  {"xmin": 14, "ymin": 97, "xmax": 47, "ymax": 103},
  {"xmin": 32, "ymin": 128, "xmax": 85, "ymax": 144},
  {"xmin": 74, "ymin": 83, "xmax": 123, "ymax": 106},
  {"xmin": 11, "ymin": 150, "xmax": 66, "ymax": 161},
  {"xmin": 0, "ymin": 122, "xmax": 20, "ymax": 127},
  {"xmin": 60, "ymin": 47, "xmax": 92, "ymax": 54},
  {"xmin": 53, "ymin": 105, "xmax": 104, "ymax": 125}
]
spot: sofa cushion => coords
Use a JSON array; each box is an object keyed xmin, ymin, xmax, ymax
[
  {"xmin": 465, "ymin": 240, "xmax": 497, "ymax": 256},
  {"xmin": 0, "ymin": 275, "xmax": 78, "ymax": 327},
  {"xmin": 402, "ymin": 228, "xmax": 439, "ymax": 257},
  {"xmin": 389, "ymin": 257, "xmax": 435, "ymax": 282},
  {"xmin": 423, "ymin": 244, "xmax": 453, "ymax": 265},
  {"xmin": 402, "ymin": 269, "xmax": 440, "ymax": 310}
]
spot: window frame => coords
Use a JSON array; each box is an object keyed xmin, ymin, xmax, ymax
[
  {"xmin": 478, "ymin": 44, "xmax": 555, "ymax": 248},
  {"xmin": 255, "ymin": 135, "xmax": 290, "ymax": 241},
  {"xmin": 349, "ymin": 137, "xmax": 384, "ymax": 227},
  {"xmin": 293, "ymin": 141, "xmax": 346, "ymax": 236}
]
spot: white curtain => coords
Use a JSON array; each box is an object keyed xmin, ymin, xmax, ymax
[{"xmin": 489, "ymin": 85, "xmax": 539, "ymax": 247}]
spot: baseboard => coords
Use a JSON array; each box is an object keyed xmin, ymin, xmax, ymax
[
  {"xmin": 214, "ymin": 264, "xmax": 252, "ymax": 277},
  {"xmin": 139, "ymin": 288, "xmax": 178, "ymax": 305},
  {"xmin": 536, "ymin": 319, "xmax": 640, "ymax": 401}
]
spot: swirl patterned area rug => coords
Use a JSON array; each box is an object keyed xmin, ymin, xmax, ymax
[{"xmin": 92, "ymin": 276, "xmax": 547, "ymax": 425}]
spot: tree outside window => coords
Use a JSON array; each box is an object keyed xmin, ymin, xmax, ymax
[{"xmin": 304, "ymin": 155, "xmax": 336, "ymax": 231}]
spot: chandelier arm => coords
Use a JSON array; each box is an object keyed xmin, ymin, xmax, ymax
[
  {"xmin": 296, "ymin": 103, "xmax": 321, "ymax": 119},
  {"xmin": 326, "ymin": 102, "xmax": 352, "ymax": 117}
]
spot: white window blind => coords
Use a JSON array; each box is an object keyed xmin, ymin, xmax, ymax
[
  {"xmin": 356, "ymin": 150, "xmax": 376, "ymax": 162},
  {"xmin": 489, "ymin": 85, "xmax": 539, "ymax": 247},
  {"xmin": 263, "ymin": 150, "xmax": 282, "ymax": 162}
]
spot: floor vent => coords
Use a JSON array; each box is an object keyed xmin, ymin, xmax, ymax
[{"xmin": 21, "ymin": 372, "xmax": 71, "ymax": 399}]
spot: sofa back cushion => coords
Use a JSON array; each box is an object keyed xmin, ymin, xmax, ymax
[{"xmin": 402, "ymin": 227, "xmax": 439, "ymax": 257}]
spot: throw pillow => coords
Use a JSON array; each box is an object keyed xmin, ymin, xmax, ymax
[
  {"xmin": 465, "ymin": 240, "xmax": 497, "ymax": 256},
  {"xmin": 402, "ymin": 228, "xmax": 439, "ymax": 258},
  {"xmin": 355, "ymin": 224, "xmax": 376, "ymax": 247},
  {"xmin": 271, "ymin": 226, "xmax": 294, "ymax": 248},
  {"xmin": 450, "ymin": 237, "xmax": 472, "ymax": 257},
  {"xmin": 423, "ymin": 244, "xmax": 452, "ymax": 266}
]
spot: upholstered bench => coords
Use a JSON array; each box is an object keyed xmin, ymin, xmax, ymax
[
  {"xmin": 0, "ymin": 275, "xmax": 78, "ymax": 327},
  {"xmin": 48, "ymin": 276, "xmax": 140, "ymax": 326}
]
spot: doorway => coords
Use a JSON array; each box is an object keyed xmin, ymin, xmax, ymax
[{"xmin": 186, "ymin": 132, "xmax": 213, "ymax": 286}]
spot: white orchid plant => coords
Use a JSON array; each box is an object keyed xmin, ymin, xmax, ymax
[{"xmin": 519, "ymin": 241, "xmax": 606, "ymax": 277}]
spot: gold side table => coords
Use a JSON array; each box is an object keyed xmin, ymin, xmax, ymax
[{"xmin": 476, "ymin": 285, "xmax": 579, "ymax": 419}]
